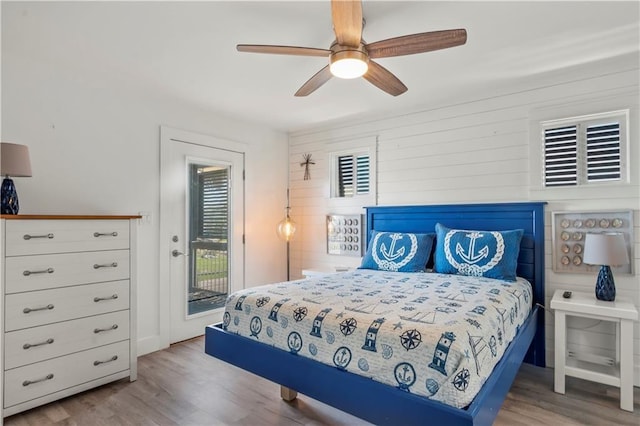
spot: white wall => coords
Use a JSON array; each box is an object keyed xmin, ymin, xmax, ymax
[
  {"xmin": 288, "ymin": 52, "xmax": 640, "ymax": 385},
  {"xmin": 1, "ymin": 9, "xmax": 289, "ymax": 355}
]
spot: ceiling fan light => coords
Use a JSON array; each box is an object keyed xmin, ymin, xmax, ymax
[{"xmin": 330, "ymin": 50, "xmax": 368, "ymax": 79}]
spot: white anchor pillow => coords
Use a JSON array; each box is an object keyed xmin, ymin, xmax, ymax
[
  {"xmin": 434, "ymin": 223, "xmax": 524, "ymax": 281},
  {"xmin": 359, "ymin": 231, "xmax": 434, "ymax": 272}
]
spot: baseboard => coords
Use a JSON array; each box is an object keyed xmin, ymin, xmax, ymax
[{"xmin": 137, "ymin": 335, "xmax": 163, "ymax": 356}]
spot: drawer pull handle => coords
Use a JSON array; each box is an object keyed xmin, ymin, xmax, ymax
[
  {"xmin": 94, "ymin": 294, "xmax": 118, "ymax": 302},
  {"xmin": 94, "ymin": 324, "xmax": 119, "ymax": 333},
  {"xmin": 23, "ymin": 233, "xmax": 54, "ymax": 240},
  {"xmin": 94, "ymin": 355, "xmax": 118, "ymax": 366},
  {"xmin": 23, "ymin": 373, "xmax": 54, "ymax": 386},
  {"xmin": 23, "ymin": 338, "xmax": 54, "ymax": 350},
  {"xmin": 94, "ymin": 232, "xmax": 118, "ymax": 237},
  {"xmin": 93, "ymin": 262, "xmax": 118, "ymax": 269},
  {"xmin": 23, "ymin": 267, "xmax": 55, "ymax": 276},
  {"xmin": 23, "ymin": 304, "xmax": 54, "ymax": 314}
]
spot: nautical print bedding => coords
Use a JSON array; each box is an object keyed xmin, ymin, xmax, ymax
[{"xmin": 222, "ymin": 270, "xmax": 532, "ymax": 408}]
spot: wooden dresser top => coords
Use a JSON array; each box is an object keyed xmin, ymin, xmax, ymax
[{"xmin": 1, "ymin": 215, "xmax": 141, "ymax": 220}]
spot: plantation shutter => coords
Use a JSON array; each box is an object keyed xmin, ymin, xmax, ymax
[
  {"xmin": 586, "ymin": 122, "xmax": 621, "ymax": 182},
  {"xmin": 199, "ymin": 168, "xmax": 229, "ymax": 240},
  {"xmin": 356, "ymin": 155, "xmax": 370, "ymax": 195},
  {"xmin": 544, "ymin": 125, "xmax": 578, "ymax": 187},
  {"xmin": 338, "ymin": 154, "xmax": 370, "ymax": 197},
  {"xmin": 338, "ymin": 155, "xmax": 354, "ymax": 197}
]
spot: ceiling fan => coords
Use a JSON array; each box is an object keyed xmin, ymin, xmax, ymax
[{"xmin": 237, "ymin": 0, "xmax": 467, "ymax": 97}]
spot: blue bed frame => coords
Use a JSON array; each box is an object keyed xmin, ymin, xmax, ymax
[{"xmin": 205, "ymin": 202, "xmax": 546, "ymax": 425}]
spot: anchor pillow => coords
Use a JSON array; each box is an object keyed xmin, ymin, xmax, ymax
[
  {"xmin": 359, "ymin": 231, "xmax": 435, "ymax": 272},
  {"xmin": 434, "ymin": 223, "xmax": 523, "ymax": 281}
]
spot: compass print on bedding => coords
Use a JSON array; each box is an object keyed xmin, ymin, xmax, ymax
[
  {"xmin": 452, "ymin": 368, "xmax": 470, "ymax": 391},
  {"xmin": 293, "ymin": 306, "xmax": 308, "ymax": 322},
  {"xmin": 339, "ymin": 317, "xmax": 357, "ymax": 336},
  {"xmin": 399, "ymin": 329, "xmax": 422, "ymax": 351},
  {"xmin": 255, "ymin": 296, "xmax": 270, "ymax": 307}
]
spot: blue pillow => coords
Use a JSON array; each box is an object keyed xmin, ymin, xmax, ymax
[
  {"xmin": 434, "ymin": 223, "xmax": 523, "ymax": 281},
  {"xmin": 360, "ymin": 231, "xmax": 435, "ymax": 272}
]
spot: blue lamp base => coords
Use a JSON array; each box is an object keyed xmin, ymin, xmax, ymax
[
  {"xmin": 1, "ymin": 177, "xmax": 19, "ymax": 215},
  {"xmin": 595, "ymin": 265, "xmax": 616, "ymax": 302}
]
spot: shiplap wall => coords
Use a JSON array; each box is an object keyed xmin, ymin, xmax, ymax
[{"xmin": 288, "ymin": 53, "xmax": 640, "ymax": 385}]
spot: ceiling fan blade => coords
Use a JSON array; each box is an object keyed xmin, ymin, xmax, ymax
[
  {"xmin": 295, "ymin": 66, "xmax": 333, "ymax": 97},
  {"xmin": 367, "ymin": 29, "xmax": 467, "ymax": 59},
  {"xmin": 363, "ymin": 60, "xmax": 407, "ymax": 96},
  {"xmin": 331, "ymin": 0, "xmax": 363, "ymax": 47},
  {"xmin": 237, "ymin": 44, "xmax": 331, "ymax": 57}
]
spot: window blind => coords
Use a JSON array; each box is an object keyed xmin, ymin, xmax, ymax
[
  {"xmin": 338, "ymin": 154, "xmax": 370, "ymax": 197},
  {"xmin": 586, "ymin": 122, "xmax": 621, "ymax": 182},
  {"xmin": 198, "ymin": 168, "xmax": 229, "ymax": 240},
  {"xmin": 543, "ymin": 114, "xmax": 623, "ymax": 188},
  {"xmin": 544, "ymin": 125, "xmax": 578, "ymax": 187}
]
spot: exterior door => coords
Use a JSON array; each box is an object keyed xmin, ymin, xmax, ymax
[{"xmin": 160, "ymin": 127, "xmax": 244, "ymax": 345}]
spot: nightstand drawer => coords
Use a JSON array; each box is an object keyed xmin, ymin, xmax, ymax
[
  {"xmin": 5, "ymin": 280, "xmax": 130, "ymax": 331},
  {"xmin": 4, "ymin": 310, "xmax": 130, "ymax": 370},
  {"xmin": 5, "ymin": 250, "xmax": 130, "ymax": 294},
  {"xmin": 5, "ymin": 220, "xmax": 129, "ymax": 256},
  {"xmin": 4, "ymin": 340, "xmax": 130, "ymax": 408}
]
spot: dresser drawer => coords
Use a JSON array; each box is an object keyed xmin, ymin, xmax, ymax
[
  {"xmin": 5, "ymin": 220, "xmax": 130, "ymax": 256},
  {"xmin": 4, "ymin": 310, "xmax": 130, "ymax": 370},
  {"xmin": 4, "ymin": 340, "xmax": 130, "ymax": 408},
  {"xmin": 5, "ymin": 250, "xmax": 130, "ymax": 294},
  {"xmin": 5, "ymin": 280, "xmax": 130, "ymax": 332}
]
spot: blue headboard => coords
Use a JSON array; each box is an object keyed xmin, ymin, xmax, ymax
[{"xmin": 365, "ymin": 202, "xmax": 546, "ymax": 367}]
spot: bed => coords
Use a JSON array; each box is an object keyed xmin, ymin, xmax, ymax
[{"xmin": 205, "ymin": 202, "xmax": 546, "ymax": 425}]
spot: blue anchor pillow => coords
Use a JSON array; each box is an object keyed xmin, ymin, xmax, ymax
[
  {"xmin": 360, "ymin": 231, "xmax": 435, "ymax": 272},
  {"xmin": 434, "ymin": 223, "xmax": 523, "ymax": 281}
]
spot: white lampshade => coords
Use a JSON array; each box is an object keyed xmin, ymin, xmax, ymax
[
  {"xmin": 583, "ymin": 233, "xmax": 629, "ymax": 266},
  {"xmin": 1, "ymin": 142, "xmax": 32, "ymax": 177}
]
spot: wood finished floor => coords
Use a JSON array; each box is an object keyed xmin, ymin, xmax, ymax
[{"xmin": 5, "ymin": 336, "xmax": 640, "ymax": 425}]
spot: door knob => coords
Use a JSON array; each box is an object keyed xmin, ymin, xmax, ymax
[{"xmin": 172, "ymin": 249, "xmax": 186, "ymax": 257}]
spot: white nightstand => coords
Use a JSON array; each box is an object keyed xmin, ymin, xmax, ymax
[
  {"xmin": 550, "ymin": 289, "xmax": 638, "ymax": 412},
  {"xmin": 302, "ymin": 267, "xmax": 352, "ymax": 278}
]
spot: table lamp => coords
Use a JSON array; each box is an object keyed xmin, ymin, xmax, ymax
[
  {"xmin": 583, "ymin": 232, "xmax": 629, "ymax": 301},
  {"xmin": 0, "ymin": 142, "xmax": 32, "ymax": 215}
]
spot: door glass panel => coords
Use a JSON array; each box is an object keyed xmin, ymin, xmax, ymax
[{"xmin": 188, "ymin": 163, "xmax": 229, "ymax": 316}]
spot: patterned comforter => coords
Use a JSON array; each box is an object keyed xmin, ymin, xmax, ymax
[{"xmin": 222, "ymin": 270, "xmax": 532, "ymax": 408}]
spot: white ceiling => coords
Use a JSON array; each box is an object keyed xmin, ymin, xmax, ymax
[{"xmin": 3, "ymin": 1, "xmax": 639, "ymax": 132}]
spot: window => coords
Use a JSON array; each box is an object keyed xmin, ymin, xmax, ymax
[
  {"xmin": 190, "ymin": 165, "xmax": 229, "ymax": 241},
  {"xmin": 542, "ymin": 111, "xmax": 628, "ymax": 187},
  {"xmin": 334, "ymin": 153, "xmax": 370, "ymax": 197}
]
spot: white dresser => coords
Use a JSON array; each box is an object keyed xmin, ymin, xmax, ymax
[{"xmin": 0, "ymin": 215, "xmax": 138, "ymax": 418}]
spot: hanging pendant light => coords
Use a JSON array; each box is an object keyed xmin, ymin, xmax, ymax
[
  {"xmin": 276, "ymin": 189, "xmax": 296, "ymax": 242},
  {"xmin": 276, "ymin": 189, "xmax": 296, "ymax": 281}
]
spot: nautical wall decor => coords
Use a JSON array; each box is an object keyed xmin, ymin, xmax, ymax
[
  {"xmin": 551, "ymin": 210, "xmax": 633, "ymax": 274},
  {"xmin": 327, "ymin": 214, "xmax": 364, "ymax": 256}
]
